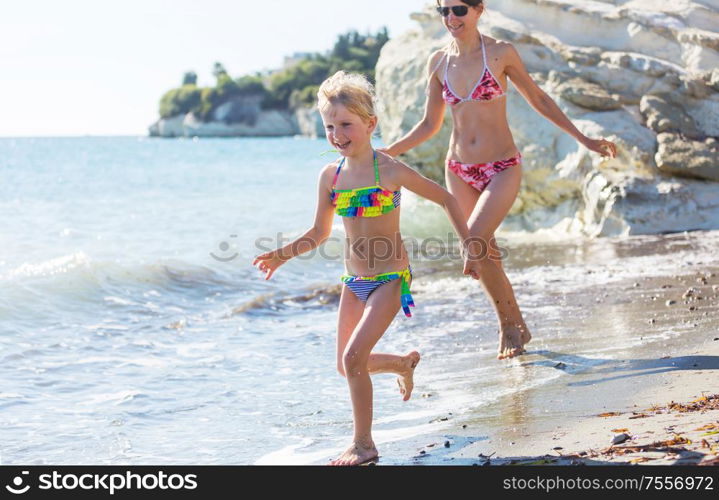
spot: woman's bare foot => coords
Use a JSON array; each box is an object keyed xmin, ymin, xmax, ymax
[
  {"xmin": 397, "ymin": 351, "xmax": 420, "ymax": 401},
  {"xmin": 329, "ymin": 441, "xmax": 378, "ymax": 466},
  {"xmin": 518, "ymin": 321, "xmax": 532, "ymax": 347},
  {"xmin": 497, "ymin": 326, "xmax": 525, "ymax": 360}
]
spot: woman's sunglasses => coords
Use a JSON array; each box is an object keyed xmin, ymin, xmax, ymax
[{"xmin": 436, "ymin": 5, "xmax": 469, "ymax": 17}]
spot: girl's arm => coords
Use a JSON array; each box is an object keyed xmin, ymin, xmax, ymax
[
  {"xmin": 391, "ymin": 158, "xmax": 482, "ymax": 279},
  {"xmin": 382, "ymin": 51, "xmax": 448, "ymax": 157},
  {"xmin": 504, "ymin": 44, "xmax": 617, "ymax": 158},
  {"xmin": 253, "ymin": 165, "xmax": 336, "ymax": 280}
]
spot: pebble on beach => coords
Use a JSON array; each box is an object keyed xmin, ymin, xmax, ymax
[{"xmin": 611, "ymin": 433, "xmax": 631, "ymax": 445}]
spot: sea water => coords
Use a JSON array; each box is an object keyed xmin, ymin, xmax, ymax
[{"xmin": 1, "ymin": 136, "xmax": 716, "ymax": 464}]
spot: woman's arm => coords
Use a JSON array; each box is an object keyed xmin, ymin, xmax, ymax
[
  {"xmin": 504, "ymin": 44, "xmax": 617, "ymax": 158},
  {"xmin": 392, "ymin": 159, "xmax": 482, "ymax": 279},
  {"xmin": 383, "ymin": 51, "xmax": 448, "ymax": 157},
  {"xmin": 253, "ymin": 164, "xmax": 336, "ymax": 280}
]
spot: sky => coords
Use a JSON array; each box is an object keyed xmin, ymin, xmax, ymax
[{"xmin": 0, "ymin": 0, "xmax": 427, "ymax": 137}]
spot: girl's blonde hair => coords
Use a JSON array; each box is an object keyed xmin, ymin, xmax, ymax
[{"xmin": 317, "ymin": 71, "xmax": 376, "ymax": 123}]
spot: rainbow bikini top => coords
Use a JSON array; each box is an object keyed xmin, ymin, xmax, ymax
[{"xmin": 330, "ymin": 151, "xmax": 401, "ymax": 218}]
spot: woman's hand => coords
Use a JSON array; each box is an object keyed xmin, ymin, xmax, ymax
[
  {"xmin": 582, "ymin": 137, "xmax": 617, "ymax": 158},
  {"xmin": 252, "ymin": 250, "xmax": 287, "ymax": 280},
  {"xmin": 376, "ymin": 147, "xmax": 396, "ymax": 157}
]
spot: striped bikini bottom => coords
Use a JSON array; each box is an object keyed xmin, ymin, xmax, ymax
[{"xmin": 341, "ymin": 266, "xmax": 415, "ymax": 318}]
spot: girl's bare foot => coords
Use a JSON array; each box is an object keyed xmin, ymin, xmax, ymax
[
  {"xmin": 498, "ymin": 326, "xmax": 525, "ymax": 360},
  {"xmin": 329, "ymin": 441, "xmax": 378, "ymax": 466},
  {"xmin": 397, "ymin": 351, "xmax": 421, "ymax": 402}
]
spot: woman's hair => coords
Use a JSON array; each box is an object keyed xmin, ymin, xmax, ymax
[
  {"xmin": 317, "ymin": 71, "xmax": 376, "ymax": 123},
  {"xmin": 436, "ymin": 0, "xmax": 483, "ymax": 6}
]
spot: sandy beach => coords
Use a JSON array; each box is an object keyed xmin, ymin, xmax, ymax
[
  {"xmin": 452, "ymin": 343, "xmax": 719, "ymax": 466},
  {"xmin": 371, "ymin": 235, "xmax": 719, "ymax": 466}
]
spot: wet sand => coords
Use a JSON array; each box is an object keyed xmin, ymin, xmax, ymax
[
  {"xmin": 451, "ymin": 343, "xmax": 719, "ymax": 466},
  {"xmin": 372, "ymin": 232, "xmax": 719, "ymax": 466}
]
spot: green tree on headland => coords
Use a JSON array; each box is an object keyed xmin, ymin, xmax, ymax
[
  {"xmin": 212, "ymin": 62, "xmax": 228, "ymax": 80},
  {"xmin": 157, "ymin": 28, "xmax": 390, "ymax": 122},
  {"xmin": 182, "ymin": 71, "xmax": 198, "ymax": 86},
  {"xmin": 159, "ymin": 84, "xmax": 201, "ymax": 119},
  {"xmin": 194, "ymin": 74, "xmax": 268, "ymax": 121}
]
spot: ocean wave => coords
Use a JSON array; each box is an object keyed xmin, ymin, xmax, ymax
[
  {"xmin": 230, "ymin": 284, "xmax": 342, "ymax": 316},
  {"xmin": 1, "ymin": 252, "xmax": 91, "ymax": 280},
  {"xmin": 0, "ymin": 254, "xmax": 258, "ymax": 326},
  {"xmin": 0, "ymin": 253, "xmax": 240, "ymax": 295}
]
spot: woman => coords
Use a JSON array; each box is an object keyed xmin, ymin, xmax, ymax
[{"xmin": 383, "ymin": 0, "xmax": 617, "ymax": 360}]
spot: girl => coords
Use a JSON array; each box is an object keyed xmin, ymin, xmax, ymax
[
  {"xmin": 253, "ymin": 71, "xmax": 481, "ymax": 466},
  {"xmin": 382, "ymin": 0, "xmax": 618, "ymax": 360}
]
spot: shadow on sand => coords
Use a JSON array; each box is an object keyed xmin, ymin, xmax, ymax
[{"xmin": 521, "ymin": 350, "xmax": 719, "ymax": 387}]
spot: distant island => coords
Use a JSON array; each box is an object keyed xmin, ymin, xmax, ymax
[{"xmin": 149, "ymin": 29, "xmax": 389, "ymax": 138}]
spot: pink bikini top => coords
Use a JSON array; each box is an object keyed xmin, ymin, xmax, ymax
[{"xmin": 439, "ymin": 34, "xmax": 506, "ymax": 106}]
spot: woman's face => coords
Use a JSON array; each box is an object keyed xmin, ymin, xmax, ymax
[
  {"xmin": 439, "ymin": 0, "xmax": 483, "ymax": 38},
  {"xmin": 320, "ymin": 103, "xmax": 376, "ymax": 157}
]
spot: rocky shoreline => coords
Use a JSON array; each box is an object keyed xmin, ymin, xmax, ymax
[
  {"xmin": 148, "ymin": 104, "xmax": 325, "ymax": 139},
  {"xmin": 376, "ymin": 0, "xmax": 719, "ymax": 237}
]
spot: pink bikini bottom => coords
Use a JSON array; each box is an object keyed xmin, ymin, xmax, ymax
[{"xmin": 447, "ymin": 153, "xmax": 522, "ymax": 193}]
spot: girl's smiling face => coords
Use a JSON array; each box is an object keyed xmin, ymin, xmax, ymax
[{"xmin": 320, "ymin": 103, "xmax": 377, "ymax": 157}]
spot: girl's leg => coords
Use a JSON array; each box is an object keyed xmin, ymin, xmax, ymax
[
  {"xmin": 331, "ymin": 279, "xmax": 410, "ymax": 466},
  {"xmin": 465, "ymin": 165, "xmax": 531, "ymax": 359},
  {"xmin": 336, "ymin": 285, "xmax": 420, "ymax": 400},
  {"xmin": 336, "ymin": 286, "xmax": 367, "ymax": 376}
]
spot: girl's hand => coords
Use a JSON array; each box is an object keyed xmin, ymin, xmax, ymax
[
  {"xmin": 463, "ymin": 256, "xmax": 481, "ymax": 281},
  {"xmin": 252, "ymin": 251, "xmax": 286, "ymax": 280},
  {"xmin": 460, "ymin": 245, "xmax": 482, "ymax": 280},
  {"xmin": 582, "ymin": 137, "xmax": 617, "ymax": 158}
]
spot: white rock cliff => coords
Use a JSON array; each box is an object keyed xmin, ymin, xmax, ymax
[{"xmin": 376, "ymin": 0, "xmax": 719, "ymax": 236}]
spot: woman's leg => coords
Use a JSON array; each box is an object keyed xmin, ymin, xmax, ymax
[
  {"xmin": 465, "ymin": 165, "xmax": 531, "ymax": 359},
  {"xmin": 447, "ymin": 164, "xmax": 530, "ymax": 359},
  {"xmin": 487, "ymin": 234, "xmax": 531, "ymax": 346},
  {"xmin": 445, "ymin": 163, "xmax": 480, "ymax": 220},
  {"xmin": 337, "ymin": 285, "xmax": 420, "ymax": 399},
  {"xmin": 331, "ymin": 279, "xmax": 415, "ymax": 466}
]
